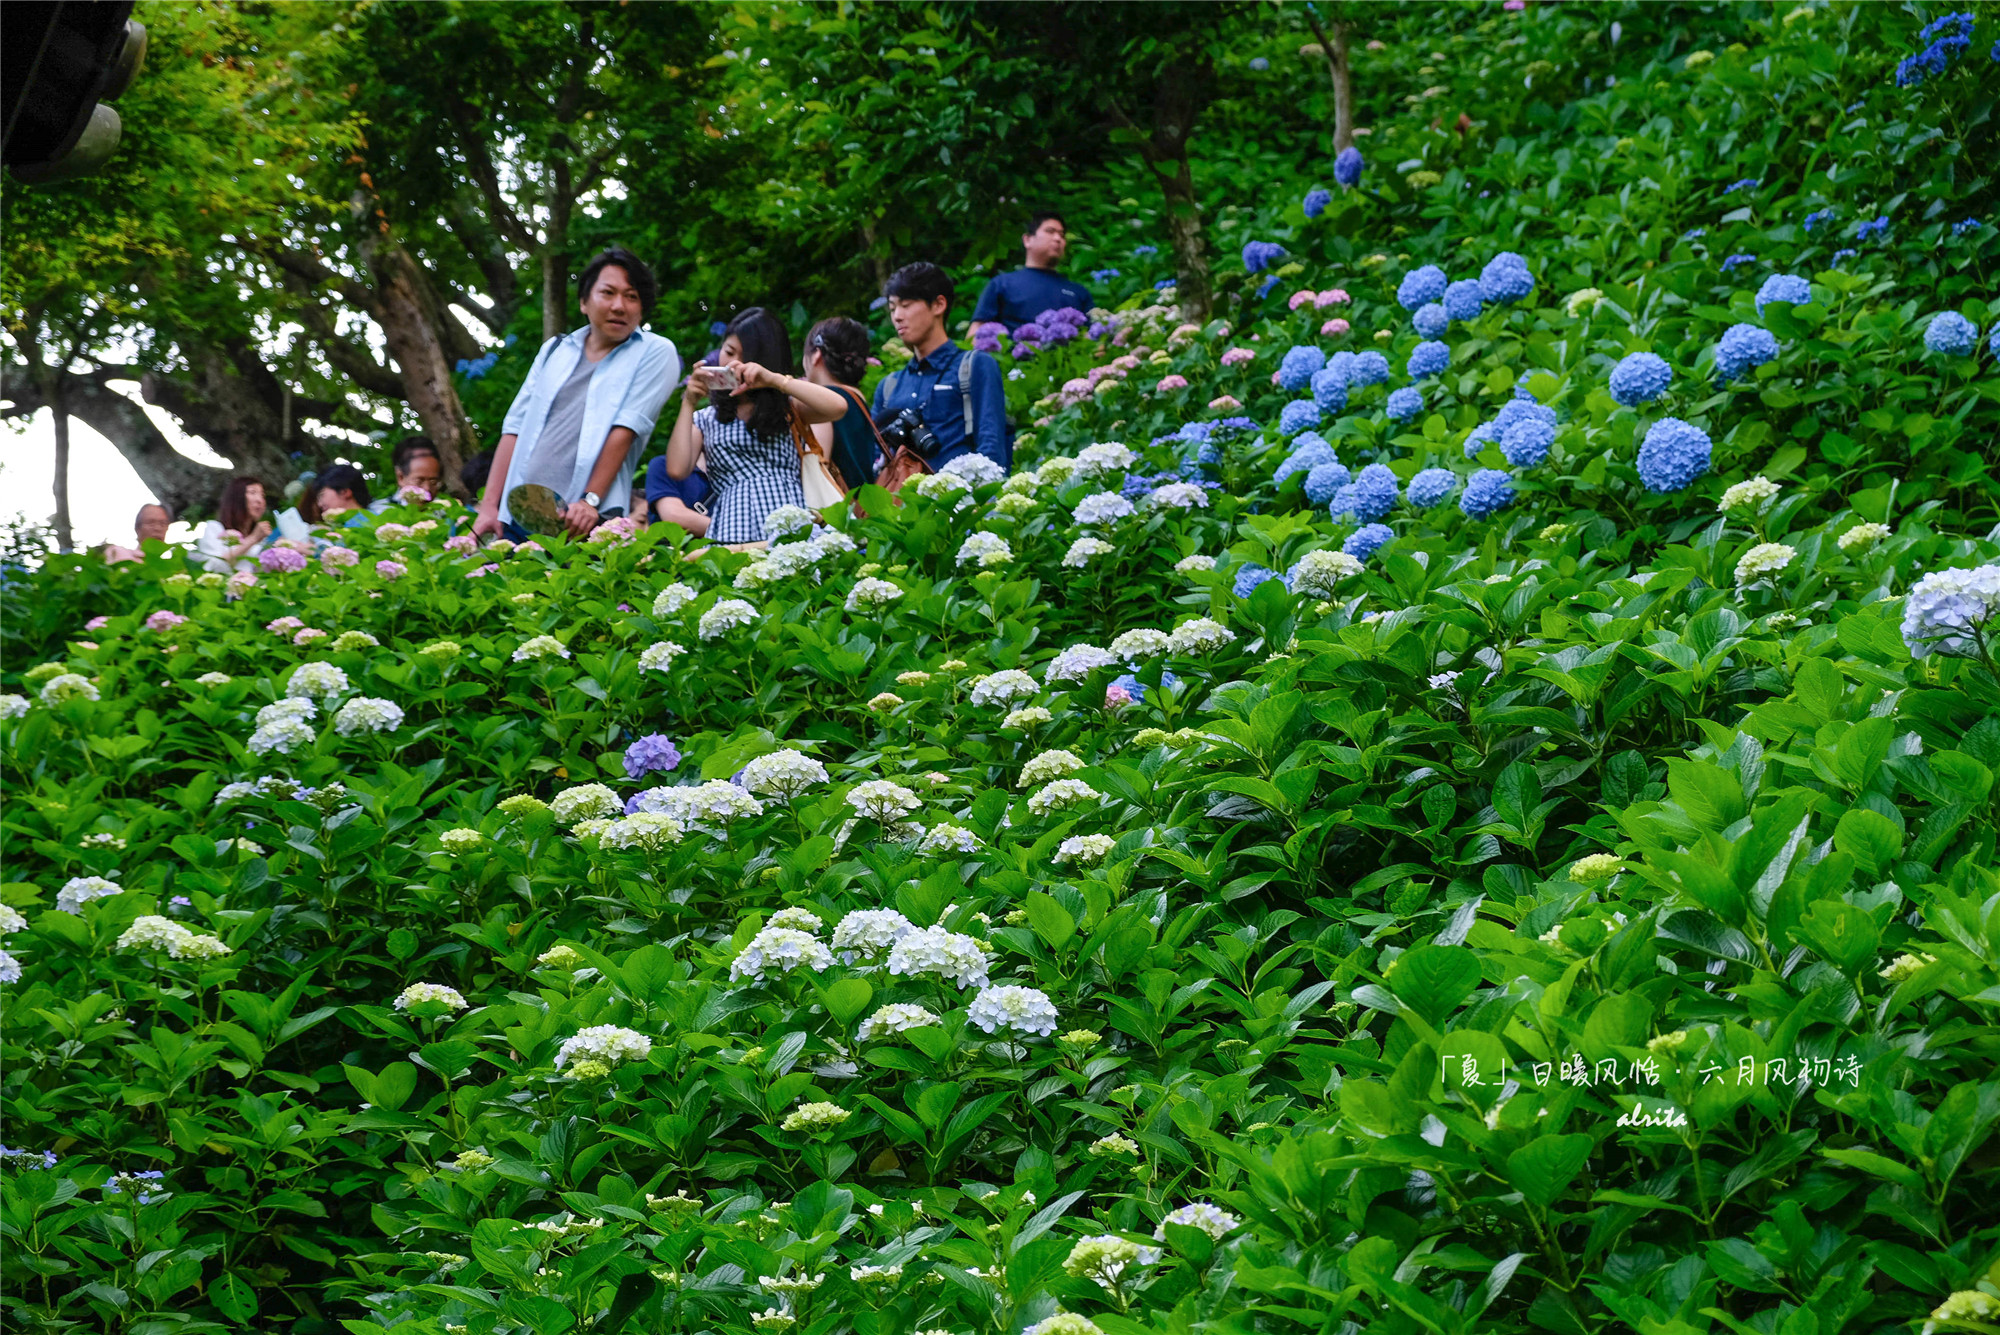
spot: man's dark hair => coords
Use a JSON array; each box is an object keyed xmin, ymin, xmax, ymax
[
  {"xmin": 713, "ymin": 307, "xmax": 795, "ymax": 440},
  {"xmin": 462, "ymin": 450, "xmax": 494, "ymax": 497},
  {"xmin": 1025, "ymin": 210, "xmax": 1065, "ymax": 236},
  {"xmin": 806, "ymin": 316, "xmax": 870, "ymax": 385},
  {"xmin": 884, "ymin": 262, "xmax": 954, "ymax": 313},
  {"xmin": 392, "ymin": 435, "xmax": 438, "ymax": 473},
  {"xmin": 577, "ymin": 247, "xmax": 657, "ymax": 315},
  {"xmin": 308, "ymin": 463, "xmax": 373, "ymax": 522}
]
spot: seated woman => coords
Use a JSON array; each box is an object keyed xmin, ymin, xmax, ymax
[
  {"xmin": 645, "ymin": 450, "xmax": 711, "ymax": 538},
  {"xmin": 195, "ymin": 477, "xmax": 273, "ymax": 573},
  {"xmin": 661, "ymin": 307, "xmax": 848, "ymax": 546},
  {"xmin": 309, "ymin": 464, "xmax": 378, "ymax": 528}
]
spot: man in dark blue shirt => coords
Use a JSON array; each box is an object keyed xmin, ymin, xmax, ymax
[
  {"xmin": 969, "ymin": 211, "xmax": 1093, "ymax": 332},
  {"xmin": 872, "ymin": 262, "xmax": 1010, "ymax": 473}
]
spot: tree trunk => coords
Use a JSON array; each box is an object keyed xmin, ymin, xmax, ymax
[
  {"xmin": 50, "ymin": 383, "xmax": 73, "ymax": 553},
  {"xmin": 368, "ymin": 242, "xmax": 480, "ymax": 495},
  {"xmin": 7, "ymin": 365, "xmax": 234, "ymax": 518},
  {"xmin": 541, "ymin": 242, "xmax": 568, "ymax": 345},
  {"xmin": 1304, "ymin": 9, "xmax": 1356, "ymax": 153},
  {"xmin": 1161, "ymin": 164, "xmax": 1213, "ymax": 321}
]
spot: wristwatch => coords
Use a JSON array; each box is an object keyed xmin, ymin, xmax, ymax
[{"xmin": 581, "ymin": 491, "xmax": 602, "ymax": 509}]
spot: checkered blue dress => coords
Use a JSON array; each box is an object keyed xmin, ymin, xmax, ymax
[{"xmin": 695, "ymin": 405, "xmax": 803, "ymax": 544}]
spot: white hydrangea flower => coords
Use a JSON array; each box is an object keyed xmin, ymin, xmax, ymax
[
  {"xmin": 886, "ymin": 925, "xmax": 990, "ymax": 988},
  {"xmin": 765, "ymin": 906, "xmax": 824, "ymax": 934},
  {"xmin": 333, "ymin": 696, "xmax": 404, "ymax": 736},
  {"xmin": 730, "ymin": 926, "xmax": 834, "ymax": 982},
  {"xmin": 1089, "ymin": 1133, "xmax": 1140, "ymax": 1157},
  {"xmin": 0, "ymin": 904, "xmax": 25, "ymax": 934},
  {"xmin": 39, "ymin": 673, "xmax": 98, "ymax": 704},
  {"xmin": 955, "ymin": 532, "xmax": 1013, "ymax": 567},
  {"xmin": 631, "ymin": 780, "xmax": 765, "ymax": 826},
  {"xmin": 968, "ymin": 985, "xmax": 1059, "ymax": 1037},
  {"xmin": 1154, "ymin": 1202, "xmax": 1241, "ymax": 1241},
  {"xmin": 993, "ymin": 491, "xmax": 1037, "ymax": 516},
  {"xmin": 285, "ymin": 662, "xmax": 350, "ymax": 701},
  {"xmin": 511, "ymin": 635, "xmax": 571, "ymax": 662},
  {"xmin": 1734, "ymin": 542, "xmax": 1796, "ymax": 587},
  {"xmin": 1027, "ymin": 778, "xmax": 1103, "ymax": 817},
  {"xmin": 193, "ymin": 672, "xmax": 232, "ymax": 687},
  {"xmin": 1002, "ymin": 706, "xmax": 1052, "ymax": 730},
  {"xmin": 781, "ymin": 1102, "xmax": 850, "ymax": 1133},
  {"xmin": 0, "ymin": 949, "xmax": 18, "ymax": 983},
  {"xmin": 639, "ymin": 641, "xmax": 686, "ymax": 672},
  {"xmin": 598, "ymin": 812, "xmax": 686, "ymax": 851},
  {"xmin": 734, "ymin": 560, "xmax": 777, "ymax": 590},
  {"xmin": 1002, "ymin": 470, "xmax": 1040, "ymax": 495},
  {"xmin": 116, "ymin": 915, "xmax": 191, "ymax": 953},
  {"xmin": 1072, "ymin": 491, "xmax": 1136, "ymax": 525},
  {"xmin": 1054, "ymin": 834, "xmax": 1117, "ymax": 866},
  {"xmin": 968, "ymin": 670, "xmax": 1038, "ymax": 706},
  {"xmin": 554, "ymin": 1024, "xmax": 653, "ymax": 1070},
  {"xmin": 1073, "ymin": 442, "xmax": 1138, "ymax": 480},
  {"xmin": 846, "ymin": 780, "xmax": 921, "ymax": 822},
  {"xmin": 1838, "ymin": 522, "xmax": 1890, "ymax": 553},
  {"xmin": 1020, "ymin": 748, "xmax": 1085, "ymax": 787},
  {"xmin": 393, "ymin": 982, "xmax": 468, "ymax": 1012},
  {"xmin": 332, "ymin": 630, "xmax": 380, "ymax": 651},
  {"xmin": 1144, "ymin": 482, "xmax": 1210, "ymax": 510},
  {"xmin": 1288, "ymin": 549, "xmax": 1364, "ymax": 598},
  {"xmin": 858, "ymin": 1002, "xmax": 942, "ymax": 1040},
  {"xmin": 1166, "ymin": 617, "xmax": 1236, "ymax": 655},
  {"xmin": 1024, "ymin": 1314, "xmax": 1105, "ymax": 1335},
  {"xmin": 257, "ymin": 697, "xmax": 316, "ymax": 727},
  {"xmin": 0, "ymin": 694, "xmax": 29, "ymax": 719},
  {"xmin": 845, "ymin": 578, "xmax": 904, "ymax": 611},
  {"xmin": 763, "ymin": 541, "xmax": 829, "ymax": 577},
  {"xmin": 1034, "ymin": 455, "xmax": 1079, "ymax": 486},
  {"xmin": 1045, "ymin": 644, "xmax": 1117, "ymax": 684},
  {"xmin": 810, "ymin": 527, "xmax": 858, "ymax": 556},
  {"xmin": 438, "ymin": 828, "xmax": 483, "ymax": 854},
  {"xmin": 831, "ymin": 909, "xmax": 916, "ymax": 960},
  {"xmin": 742, "ymin": 750, "xmax": 829, "ymax": 798},
  {"xmin": 1064, "ymin": 1234, "xmax": 1162, "ymax": 1288},
  {"xmin": 915, "ymin": 824, "xmax": 983, "ymax": 856},
  {"xmin": 941, "ymin": 454, "xmax": 1006, "ymax": 487},
  {"xmin": 909, "ymin": 471, "xmax": 971, "ymax": 501},
  {"xmin": 248, "ymin": 716, "xmax": 316, "ymax": 756},
  {"xmin": 1062, "ymin": 538, "xmax": 1115, "ymax": 568},
  {"xmin": 1173, "ymin": 553, "xmax": 1217, "ymax": 574},
  {"xmin": 699, "ymin": 599, "xmax": 759, "ymax": 639},
  {"xmin": 1718, "ymin": 476, "xmax": 1781, "ymax": 514},
  {"xmin": 765, "ymin": 505, "xmax": 817, "ymax": 537},
  {"xmin": 652, "ymin": 583, "xmax": 699, "ymax": 616},
  {"xmin": 549, "ymin": 783, "xmax": 622, "ymax": 826},
  {"xmin": 1109, "ymin": 628, "xmax": 1171, "ymax": 661}
]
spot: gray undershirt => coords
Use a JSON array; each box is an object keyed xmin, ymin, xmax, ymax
[{"xmin": 521, "ymin": 354, "xmax": 599, "ymax": 497}]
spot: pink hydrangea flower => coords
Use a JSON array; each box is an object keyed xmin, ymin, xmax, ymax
[
  {"xmin": 293, "ymin": 627, "xmax": 328, "ymax": 645},
  {"xmin": 1321, "ymin": 317, "xmax": 1352, "ymax": 337},
  {"xmin": 1288, "ymin": 289, "xmax": 1317, "ymax": 311},
  {"xmin": 444, "ymin": 534, "xmax": 478, "ymax": 556},
  {"xmin": 515, "ymin": 541, "xmax": 544, "ymax": 555},
  {"xmin": 1156, "ymin": 374, "xmax": 1189, "ymax": 393},
  {"xmin": 85, "ymin": 615, "xmax": 110, "ymax": 630},
  {"xmin": 375, "ymin": 522, "xmax": 412, "ymax": 542},
  {"xmin": 1111, "ymin": 354, "xmax": 1142, "ymax": 373},
  {"xmin": 144, "ymin": 609, "xmax": 188, "ymax": 632},
  {"xmin": 1270, "ymin": 370, "xmax": 1283, "ymax": 386},
  {"xmin": 395, "ymin": 485, "xmax": 432, "ymax": 506},
  {"xmin": 617, "ymin": 603, "xmax": 633, "ymax": 613},
  {"xmin": 1208, "ymin": 395, "xmax": 1243, "ymax": 410},
  {"xmin": 867, "ymin": 356, "xmax": 882, "ymax": 366},
  {"xmin": 267, "ymin": 616, "xmax": 304, "ymax": 634},
  {"xmin": 1105, "ymin": 683, "xmax": 1134, "ymax": 709},
  {"xmin": 1220, "ymin": 347, "xmax": 1255, "ymax": 366},
  {"xmin": 466, "ymin": 563, "xmax": 500, "ymax": 578},
  {"xmin": 1504, "ymin": 0, "xmax": 1524, "ymax": 10},
  {"xmin": 76, "ymin": 640, "xmax": 99, "ymax": 650},
  {"xmin": 376, "ymin": 560, "xmax": 407, "ymax": 580},
  {"xmin": 588, "ymin": 516, "xmax": 645, "ymax": 545},
  {"xmin": 321, "ymin": 546, "xmax": 360, "ymax": 570},
  {"xmin": 1315, "ymin": 289, "xmax": 1352, "ymax": 308},
  {"xmin": 259, "ymin": 546, "xmax": 307, "ymax": 573},
  {"xmin": 225, "ymin": 571, "xmax": 257, "ymax": 599}
]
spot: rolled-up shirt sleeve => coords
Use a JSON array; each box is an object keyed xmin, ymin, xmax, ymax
[
  {"xmin": 968, "ymin": 350, "xmax": 1009, "ymax": 470},
  {"xmin": 610, "ymin": 337, "xmax": 679, "ymax": 447}
]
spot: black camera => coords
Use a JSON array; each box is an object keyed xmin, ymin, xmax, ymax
[{"xmin": 876, "ymin": 408, "xmax": 941, "ymax": 458}]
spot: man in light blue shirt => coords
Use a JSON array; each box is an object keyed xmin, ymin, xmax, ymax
[{"xmin": 474, "ymin": 248, "xmax": 680, "ymax": 539}]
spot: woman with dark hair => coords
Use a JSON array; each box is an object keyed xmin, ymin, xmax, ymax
[
  {"xmin": 310, "ymin": 463, "xmax": 377, "ymax": 523},
  {"xmin": 195, "ymin": 476, "xmax": 273, "ymax": 573},
  {"xmin": 803, "ymin": 317, "xmax": 881, "ymax": 492},
  {"xmin": 662, "ymin": 307, "xmax": 849, "ymax": 545}
]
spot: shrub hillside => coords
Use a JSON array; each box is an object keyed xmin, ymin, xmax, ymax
[{"xmin": 4, "ymin": 6, "xmax": 2000, "ymax": 1335}]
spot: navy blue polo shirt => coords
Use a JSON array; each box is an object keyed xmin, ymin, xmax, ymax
[{"xmin": 970, "ymin": 268, "xmax": 1094, "ymax": 332}]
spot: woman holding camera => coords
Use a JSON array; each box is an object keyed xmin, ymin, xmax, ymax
[{"xmin": 662, "ymin": 307, "xmax": 848, "ymax": 545}]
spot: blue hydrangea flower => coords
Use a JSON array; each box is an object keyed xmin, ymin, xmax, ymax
[
  {"xmin": 1755, "ymin": 273, "xmax": 1813, "ymax": 314},
  {"xmin": 1953, "ymin": 218, "xmax": 1983, "ymax": 236},
  {"xmin": 1344, "ymin": 523, "xmax": 1394, "ymax": 560},
  {"xmin": 1897, "ymin": 13, "xmax": 1974, "ymax": 85},
  {"xmin": 1289, "ymin": 431, "xmax": 1331, "ymax": 457},
  {"xmin": 1243, "ymin": 240, "xmax": 1286, "ymax": 273},
  {"xmin": 1304, "ymin": 187, "xmax": 1332, "ymax": 218},
  {"xmin": 1683, "ymin": 227, "xmax": 1708, "ymax": 240},
  {"xmin": 1304, "ymin": 461, "xmax": 1354, "ymax": 504},
  {"xmin": 1635, "ymin": 417, "xmax": 1712, "ymax": 493},
  {"xmin": 1854, "ymin": 216, "xmax": 1890, "ymax": 242},
  {"xmin": 1331, "ymin": 463, "xmax": 1401, "ymax": 522},
  {"xmin": 1256, "ymin": 275, "xmax": 1282, "ymax": 299},
  {"xmin": 1311, "ymin": 366, "xmax": 1349, "ymax": 412},
  {"xmin": 1803, "ymin": 208, "xmax": 1836, "ymax": 232},
  {"xmin": 1113, "ymin": 669, "xmax": 1181, "ymax": 700},
  {"xmin": 1513, "ymin": 382, "xmax": 1539, "ymax": 402},
  {"xmin": 1714, "ymin": 324, "xmax": 1780, "ymax": 381},
  {"xmin": 1608, "ymin": 351, "xmax": 1672, "ymax": 406},
  {"xmin": 1721, "ymin": 253, "xmax": 1757, "ymax": 273},
  {"xmin": 1407, "ymin": 468, "xmax": 1457, "ymax": 508},
  {"xmin": 1279, "ymin": 344, "xmax": 1327, "ymax": 390},
  {"xmin": 1407, "ymin": 341, "xmax": 1451, "ymax": 379},
  {"xmin": 1443, "ymin": 280, "xmax": 1484, "ymax": 322},
  {"xmin": 1413, "ymin": 303, "xmax": 1450, "ymax": 338},
  {"xmin": 1134, "ymin": 245, "xmax": 1158, "ymax": 256},
  {"xmin": 624, "ymin": 734, "xmax": 683, "ymax": 780},
  {"xmin": 1275, "ymin": 439, "xmax": 1337, "ymax": 483},
  {"xmin": 1923, "ymin": 311, "xmax": 1978, "ymax": 356},
  {"xmin": 1249, "ymin": 55, "xmax": 1270, "ymax": 70},
  {"xmin": 1327, "ymin": 350, "xmax": 1358, "ymax": 382},
  {"xmin": 1501, "ymin": 415, "xmax": 1556, "ymax": 467},
  {"xmin": 1280, "ymin": 400, "xmax": 1323, "ymax": 436},
  {"xmin": 1460, "ymin": 470, "xmax": 1516, "ymax": 519},
  {"xmin": 1334, "ymin": 145, "xmax": 1364, "ymax": 188},
  {"xmin": 709, "ymin": 320, "xmax": 729, "ymax": 337},
  {"xmin": 1386, "ymin": 387, "xmax": 1424, "ymax": 422},
  {"xmin": 1723, "ymin": 178, "xmax": 1760, "ymax": 194},
  {"xmin": 1494, "ymin": 398, "xmax": 1554, "ymax": 437},
  {"xmin": 1464, "ymin": 420, "xmax": 1500, "ymax": 459},
  {"xmin": 1991, "ymin": 323, "xmax": 2000, "ymax": 358},
  {"xmin": 1831, "ymin": 248, "xmax": 1858, "ymax": 264},
  {"xmin": 1349, "ymin": 351, "xmax": 1391, "ymax": 386},
  {"xmin": 1233, "ymin": 564, "xmax": 1282, "ymax": 597},
  {"xmin": 1397, "ymin": 265, "xmax": 1449, "ymax": 311},
  {"xmin": 1479, "ymin": 252, "xmax": 1535, "ymax": 304},
  {"xmin": 1091, "ymin": 268, "xmax": 1121, "ymax": 283}
]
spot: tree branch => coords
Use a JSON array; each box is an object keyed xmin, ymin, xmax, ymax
[
  {"xmin": 294, "ymin": 302, "xmax": 410, "ymax": 400},
  {"xmin": 442, "ymin": 87, "xmax": 538, "ymax": 251}
]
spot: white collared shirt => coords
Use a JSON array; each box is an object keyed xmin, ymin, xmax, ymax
[{"xmin": 496, "ymin": 325, "xmax": 680, "ymax": 522}]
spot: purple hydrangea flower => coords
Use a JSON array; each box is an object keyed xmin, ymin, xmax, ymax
[
  {"xmin": 623, "ymin": 734, "xmax": 682, "ymax": 780},
  {"xmin": 259, "ymin": 546, "xmax": 307, "ymax": 573},
  {"xmin": 1334, "ymin": 145, "xmax": 1364, "ymax": 188},
  {"xmin": 1303, "ymin": 187, "xmax": 1332, "ymax": 218}
]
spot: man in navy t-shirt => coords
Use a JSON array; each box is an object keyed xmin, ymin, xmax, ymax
[{"xmin": 969, "ymin": 212, "xmax": 1093, "ymax": 332}]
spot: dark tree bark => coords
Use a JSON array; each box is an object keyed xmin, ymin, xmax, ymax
[
  {"xmin": 1108, "ymin": 56, "xmax": 1219, "ymax": 320},
  {"xmin": 50, "ymin": 381, "xmax": 73, "ymax": 553},
  {"xmin": 363, "ymin": 237, "xmax": 481, "ymax": 493},
  {"xmin": 1302, "ymin": 7, "xmax": 1357, "ymax": 154}
]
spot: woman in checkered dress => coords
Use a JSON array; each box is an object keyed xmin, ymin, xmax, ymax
[{"xmin": 662, "ymin": 307, "xmax": 850, "ymax": 545}]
